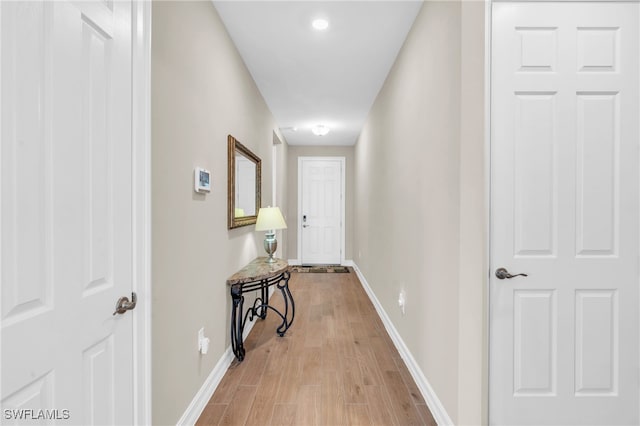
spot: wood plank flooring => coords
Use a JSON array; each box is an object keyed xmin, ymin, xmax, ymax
[{"xmin": 196, "ymin": 269, "xmax": 437, "ymax": 426}]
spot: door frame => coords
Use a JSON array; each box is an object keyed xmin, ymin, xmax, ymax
[
  {"xmin": 485, "ymin": 1, "xmax": 640, "ymax": 424},
  {"xmin": 297, "ymin": 156, "xmax": 346, "ymax": 265},
  {"xmin": 131, "ymin": 1, "xmax": 152, "ymax": 424},
  {"xmin": 484, "ymin": 2, "xmax": 493, "ymax": 425}
]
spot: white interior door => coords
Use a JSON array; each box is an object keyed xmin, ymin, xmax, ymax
[
  {"xmin": 1, "ymin": 1, "xmax": 135, "ymax": 424},
  {"xmin": 299, "ymin": 157, "xmax": 344, "ymax": 265},
  {"xmin": 490, "ymin": 3, "xmax": 639, "ymax": 425}
]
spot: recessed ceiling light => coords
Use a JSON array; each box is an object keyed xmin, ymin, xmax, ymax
[
  {"xmin": 312, "ymin": 125, "xmax": 330, "ymax": 136},
  {"xmin": 312, "ymin": 19, "xmax": 329, "ymax": 31}
]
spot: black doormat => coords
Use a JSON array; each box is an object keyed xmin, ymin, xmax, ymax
[{"xmin": 291, "ymin": 265, "xmax": 350, "ymax": 273}]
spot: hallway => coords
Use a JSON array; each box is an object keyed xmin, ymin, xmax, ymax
[
  {"xmin": 149, "ymin": 1, "xmax": 486, "ymax": 422},
  {"xmin": 4, "ymin": 0, "xmax": 640, "ymax": 423},
  {"xmin": 196, "ymin": 271, "xmax": 436, "ymax": 426}
]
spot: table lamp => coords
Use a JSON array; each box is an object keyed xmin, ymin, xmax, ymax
[{"xmin": 255, "ymin": 206, "xmax": 287, "ymax": 263}]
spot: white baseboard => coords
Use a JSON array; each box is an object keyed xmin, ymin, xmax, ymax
[
  {"xmin": 342, "ymin": 259, "xmax": 354, "ymax": 267},
  {"xmin": 176, "ymin": 346, "xmax": 234, "ymax": 426},
  {"xmin": 351, "ymin": 263, "xmax": 454, "ymax": 426},
  {"xmin": 177, "ymin": 287, "xmax": 273, "ymax": 425}
]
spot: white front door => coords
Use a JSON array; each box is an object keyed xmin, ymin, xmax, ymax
[
  {"xmin": 490, "ymin": 3, "xmax": 639, "ymax": 425},
  {"xmin": 1, "ymin": 1, "xmax": 135, "ymax": 424},
  {"xmin": 299, "ymin": 157, "xmax": 344, "ymax": 265}
]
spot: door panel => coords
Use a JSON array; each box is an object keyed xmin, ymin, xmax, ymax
[
  {"xmin": 1, "ymin": 1, "xmax": 134, "ymax": 423},
  {"xmin": 513, "ymin": 92, "xmax": 558, "ymax": 257},
  {"xmin": 576, "ymin": 93, "xmax": 618, "ymax": 256},
  {"xmin": 1, "ymin": 0, "xmax": 51, "ymax": 328},
  {"xmin": 513, "ymin": 290, "xmax": 557, "ymax": 396},
  {"xmin": 490, "ymin": 3, "xmax": 639, "ymax": 425},
  {"xmin": 574, "ymin": 290, "xmax": 618, "ymax": 395}
]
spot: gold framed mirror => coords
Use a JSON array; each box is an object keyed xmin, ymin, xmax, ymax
[{"xmin": 228, "ymin": 135, "xmax": 261, "ymax": 229}]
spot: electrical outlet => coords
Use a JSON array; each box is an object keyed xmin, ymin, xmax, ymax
[
  {"xmin": 398, "ymin": 290, "xmax": 406, "ymax": 316},
  {"xmin": 198, "ymin": 327, "xmax": 210, "ymax": 354},
  {"xmin": 198, "ymin": 328, "xmax": 204, "ymax": 351}
]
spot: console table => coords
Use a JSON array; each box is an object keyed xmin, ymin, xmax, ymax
[{"xmin": 226, "ymin": 258, "xmax": 294, "ymax": 361}]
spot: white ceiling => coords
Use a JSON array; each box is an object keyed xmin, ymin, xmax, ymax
[{"xmin": 213, "ymin": 1, "xmax": 423, "ymax": 146}]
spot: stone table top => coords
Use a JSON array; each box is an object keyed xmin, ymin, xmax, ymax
[{"xmin": 226, "ymin": 258, "xmax": 289, "ymax": 285}]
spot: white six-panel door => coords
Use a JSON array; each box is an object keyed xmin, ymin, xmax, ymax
[
  {"xmin": 1, "ymin": 1, "xmax": 135, "ymax": 424},
  {"xmin": 490, "ymin": 2, "xmax": 639, "ymax": 425},
  {"xmin": 299, "ymin": 157, "xmax": 344, "ymax": 265}
]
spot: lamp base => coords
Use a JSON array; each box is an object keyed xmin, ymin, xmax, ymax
[{"xmin": 264, "ymin": 232, "xmax": 277, "ymax": 263}]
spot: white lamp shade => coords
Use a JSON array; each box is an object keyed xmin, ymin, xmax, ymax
[{"xmin": 255, "ymin": 207, "xmax": 287, "ymax": 231}]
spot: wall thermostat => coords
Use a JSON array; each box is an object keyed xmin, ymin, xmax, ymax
[{"xmin": 194, "ymin": 167, "xmax": 211, "ymax": 193}]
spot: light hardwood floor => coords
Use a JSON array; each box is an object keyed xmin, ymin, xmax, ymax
[{"xmin": 196, "ymin": 269, "xmax": 437, "ymax": 426}]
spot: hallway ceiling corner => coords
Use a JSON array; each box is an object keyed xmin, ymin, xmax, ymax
[{"xmin": 213, "ymin": 1, "xmax": 423, "ymax": 146}]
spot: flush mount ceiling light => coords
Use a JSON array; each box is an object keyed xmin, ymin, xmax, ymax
[
  {"xmin": 312, "ymin": 18, "xmax": 329, "ymax": 31},
  {"xmin": 311, "ymin": 125, "xmax": 330, "ymax": 136}
]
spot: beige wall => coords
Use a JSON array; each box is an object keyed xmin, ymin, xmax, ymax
[
  {"xmin": 151, "ymin": 2, "xmax": 286, "ymax": 423},
  {"xmin": 285, "ymin": 145, "xmax": 354, "ymax": 262},
  {"xmin": 458, "ymin": 2, "xmax": 487, "ymax": 423},
  {"xmin": 268, "ymin": 129, "xmax": 288, "ymax": 260},
  {"xmin": 273, "ymin": 132, "xmax": 289, "ymax": 260},
  {"xmin": 354, "ymin": 1, "xmax": 486, "ymax": 424}
]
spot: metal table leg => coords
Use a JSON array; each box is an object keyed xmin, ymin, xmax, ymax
[
  {"xmin": 276, "ymin": 271, "xmax": 295, "ymax": 336},
  {"xmin": 229, "ymin": 270, "xmax": 295, "ymax": 362},
  {"xmin": 230, "ymin": 285, "xmax": 245, "ymax": 361}
]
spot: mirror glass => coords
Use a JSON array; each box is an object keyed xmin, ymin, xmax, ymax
[
  {"xmin": 228, "ymin": 135, "xmax": 261, "ymax": 229},
  {"xmin": 234, "ymin": 153, "xmax": 256, "ymax": 217}
]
